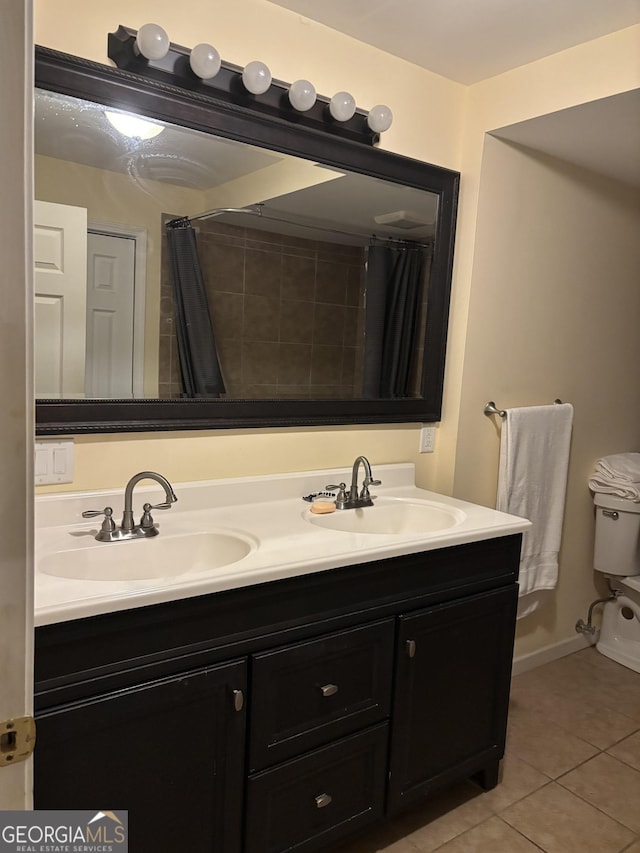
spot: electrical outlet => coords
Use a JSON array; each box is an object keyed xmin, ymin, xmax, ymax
[{"xmin": 419, "ymin": 425, "xmax": 436, "ymax": 453}]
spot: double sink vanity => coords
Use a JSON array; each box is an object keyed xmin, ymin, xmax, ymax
[
  {"xmin": 34, "ymin": 462, "xmax": 529, "ymax": 852},
  {"xmin": 30, "ymin": 38, "xmax": 493, "ymax": 853}
]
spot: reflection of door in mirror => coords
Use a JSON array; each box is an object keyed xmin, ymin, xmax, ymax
[
  {"xmin": 34, "ymin": 200, "xmax": 87, "ymax": 398},
  {"xmin": 85, "ymin": 223, "xmax": 147, "ymax": 399},
  {"xmin": 86, "ymin": 231, "xmax": 135, "ymax": 398},
  {"xmin": 34, "ymin": 202, "xmax": 145, "ymax": 399}
]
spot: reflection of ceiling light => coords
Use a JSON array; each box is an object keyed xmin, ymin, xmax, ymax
[
  {"xmin": 374, "ymin": 210, "xmax": 430, "ymax": 229},
  {"xmin": 105, "ymin": 111, "xmax": 164, "ymax": 139}
]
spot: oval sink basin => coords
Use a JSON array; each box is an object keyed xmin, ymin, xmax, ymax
[
  {"xmin": 39, "ymin": 530, "xmax": 255, "ymax": 581},
  {"xmin": 305, "ymin": 498, "xmax": 465, "ymax": 535}
]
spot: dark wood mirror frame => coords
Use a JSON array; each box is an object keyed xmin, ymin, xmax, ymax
[{"xmin": 35, "ymin": 45, "xmax": 459, "ymax": 435}]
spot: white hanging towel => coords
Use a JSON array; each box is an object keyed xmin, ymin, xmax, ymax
[{"xmin": 496, "ymin": 403, "xmax": 574, "ymax": 618}]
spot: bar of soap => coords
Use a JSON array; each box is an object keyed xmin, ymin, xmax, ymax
[{"xmin": 310, "ymin": 501, "xmax": 336, "ymax": 514}]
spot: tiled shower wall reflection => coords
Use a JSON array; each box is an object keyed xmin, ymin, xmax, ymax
[{"xmin": 159, "ymin": 218, "xmax": 365, "ymax": 399}]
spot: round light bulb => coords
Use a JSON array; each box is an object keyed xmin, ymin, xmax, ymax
[
  {"xmin": 288, "ymin": 79, "xmax": 316, "ymax": 112},
  {"xmin": 134, "ymin": 23, "xmax": 170, "ymax": 61},
  {"xmin": 329, "ymin": 91, "xmax": 356, "ymax": 122},
  {"xmin": 189, "ymin": 43, "xmax": 221, "ymax": 79},
  {"xmin": 367, "ymin": 104, "xmax": 393, "ymax": 133},
  {"xmin": 242, "ymin": 61, "xmax": 272, "ymax": 95}
]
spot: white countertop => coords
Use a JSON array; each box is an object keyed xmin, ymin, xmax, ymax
[{"xmin": 35, "ymin": 463, "xmax": 530, "ymax": 626}]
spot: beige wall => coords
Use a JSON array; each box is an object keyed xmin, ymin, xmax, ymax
[
  {"xmin": 442, "ymin": 27, "xmax": 640, "ymax": 654},
  {"xmin": 33, "ymin": 3, "xmax": 640, "ymax": 657},
  {"xmin": 41, "ymin": 424, "xmax": 418, "ymax": 492},
  {"xmin": 454, "ymin": 137, "xmax": 640, "ymax": 654},
  {"xmin": 437, "ymin": 25, "xmax": 640, "ymax": 495}
]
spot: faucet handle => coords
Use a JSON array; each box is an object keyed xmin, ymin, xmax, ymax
[
  {"xmin": 360, "ymin": 477, "xmax": 382, "ymax": 502},
  {"xmin": 82, "ymin": 506, "xmax": 116, "ymax": 534},
  {"xmin": 140, "ymin": 501, "xmax": 173, "ymax": 529},
  {"xmin": 326, "ymin": 483, "xmax": 348, "ymax": 509}
]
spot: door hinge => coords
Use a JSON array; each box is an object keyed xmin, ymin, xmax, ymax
[{"xmin": 0, "ymin": 717, "xmax": 36, "ymax": 767}]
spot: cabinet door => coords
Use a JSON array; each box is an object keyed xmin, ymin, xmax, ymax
[
  {"xmin": 388, "ymin": 585, "xmax": 517, "ymax": 812},
  {"xmin": 34, "ymin": 659, "xmax": 247, "ymax": 853}
]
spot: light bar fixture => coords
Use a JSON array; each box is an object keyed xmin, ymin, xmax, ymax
[{"xmin": 108, "ymin": 24, "xmax": 393, "ymax": 146}]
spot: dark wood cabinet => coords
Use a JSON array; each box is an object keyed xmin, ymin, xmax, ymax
[
  {"xmin": 388, "ymin": 586, "xmax": 518, "ymax": 812},
  {"xmin": 34, "ymin": 535, "xmax": 522, "ymax": 853},
  {"xmin": 34, "ymin": 660, "xmax": 247, "ymax": 853}
]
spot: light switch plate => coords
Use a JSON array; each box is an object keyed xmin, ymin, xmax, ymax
[{"xmin": 34, "ymin": 439, "xmax": 74, "ymax": 485}]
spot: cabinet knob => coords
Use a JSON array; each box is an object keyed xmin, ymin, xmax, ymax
[
  {"xmin": 320, "ymin": 683, "xmax": 339, "ymax": 697},
  {"xmin": 406, "ymin": 639, "xmax": 416, "ymax": 658},
  {"xmin": 315, "ymin": 793, "xmax": 333, "ymax": 809},
  {"xmin": 233, "ymin": 689, "xmax": 244, "ymax": 712}
]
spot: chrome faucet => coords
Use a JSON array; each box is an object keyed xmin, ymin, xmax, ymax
[
  {"xmin": 82, "ymin": 471, "xmax": 178, "ymax": 542},
  {"xmin": 327, "ymin": 456, "xmax": 382, "ymax": 510}
]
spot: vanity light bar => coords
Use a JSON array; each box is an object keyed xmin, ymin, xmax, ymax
[{"xmin": 107, "ymin": 25, "xmax": 391, "ymax": 146}]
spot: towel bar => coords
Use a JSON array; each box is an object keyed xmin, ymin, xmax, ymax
[{"xmin": 484, "ymin": 399, "xmax": 563, "ymax": 418}]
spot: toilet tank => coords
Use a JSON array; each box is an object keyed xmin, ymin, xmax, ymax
[{"xmin": 594, "ymin": 494, "xmax": 640, "ymax": 576}]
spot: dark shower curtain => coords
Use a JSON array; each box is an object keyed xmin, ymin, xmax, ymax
[
  {"xmin": 166, "ymin": 221, "xmax": 226, "ymax": 398},
  {"xmin": 363, "ymin": 244, "xmax": 426, "ymax": 398}
]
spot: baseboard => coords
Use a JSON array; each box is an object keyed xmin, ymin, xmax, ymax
[{"xmin": 511, "ymin": 633, "xmax": 594, "ymax": 676}]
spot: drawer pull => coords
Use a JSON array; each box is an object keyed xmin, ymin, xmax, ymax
[
  {"xmin": 320, "ymin": 683, "xmax": 339, "ymax": 697},
  {"xmin": 315, "ymin": 793, "xmax": 333, "ymax": 809},
  {"xmin": 406, "ymin": 639, "xmax": 416, "ymax": 658},
  {"xmin": 233, "ymin": 689, "xmax": 244, "ymax": 712}
]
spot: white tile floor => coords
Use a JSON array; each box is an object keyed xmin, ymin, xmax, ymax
[{"xmin": 336, "ymin": 647, "xmax": 640, "ymax": 852}]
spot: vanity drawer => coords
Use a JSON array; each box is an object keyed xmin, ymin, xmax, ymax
[
  {"xmin": 249, "ymin": 618, "xmax": 394, "ymax": 771},
  {"xmin": 245, "ymin": 722, "xmax": 388, "ymax": 853}
]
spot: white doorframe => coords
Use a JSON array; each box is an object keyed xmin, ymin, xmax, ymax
[
  {"xmin": 0, "ymin": 0, "xmax": 34, "ymax": 809},
  {"xmin": 88, "ymin": 219, "xmax": 147, "ymax": 398}
]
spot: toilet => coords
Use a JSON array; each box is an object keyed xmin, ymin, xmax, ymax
[{"xmin": 593, "ymin": 493, "xmax": 640, "ymax": 673}]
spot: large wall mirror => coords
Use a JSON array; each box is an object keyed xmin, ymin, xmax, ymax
[{"xmin": 35, "ymin": 45, "xmax": 459, "ymax": 434}]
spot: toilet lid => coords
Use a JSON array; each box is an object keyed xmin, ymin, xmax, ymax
[{"xmin": 622, "ymin": 576, "xmax": 640, "ymax": 593}]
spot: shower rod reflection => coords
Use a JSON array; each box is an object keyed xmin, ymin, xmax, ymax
[
  {"xmin": 166, "ymin": 204, "xmax": 432, "ymax": 249},
  {"xmin": 166, "ymin": 205, "xmax": 263, "ymax": 229},
  {"xmin": 484, "ymin": 399, "xmax": 564, "ymax": 418}
]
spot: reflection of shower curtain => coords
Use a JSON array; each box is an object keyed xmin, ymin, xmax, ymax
[
  {"xmin": 363, "ymin": 244, "xmax": 426, "ymax": 398},
  {"xmin": 166, "ymin": 221, "xmax": 226, "ymax": 398}
]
